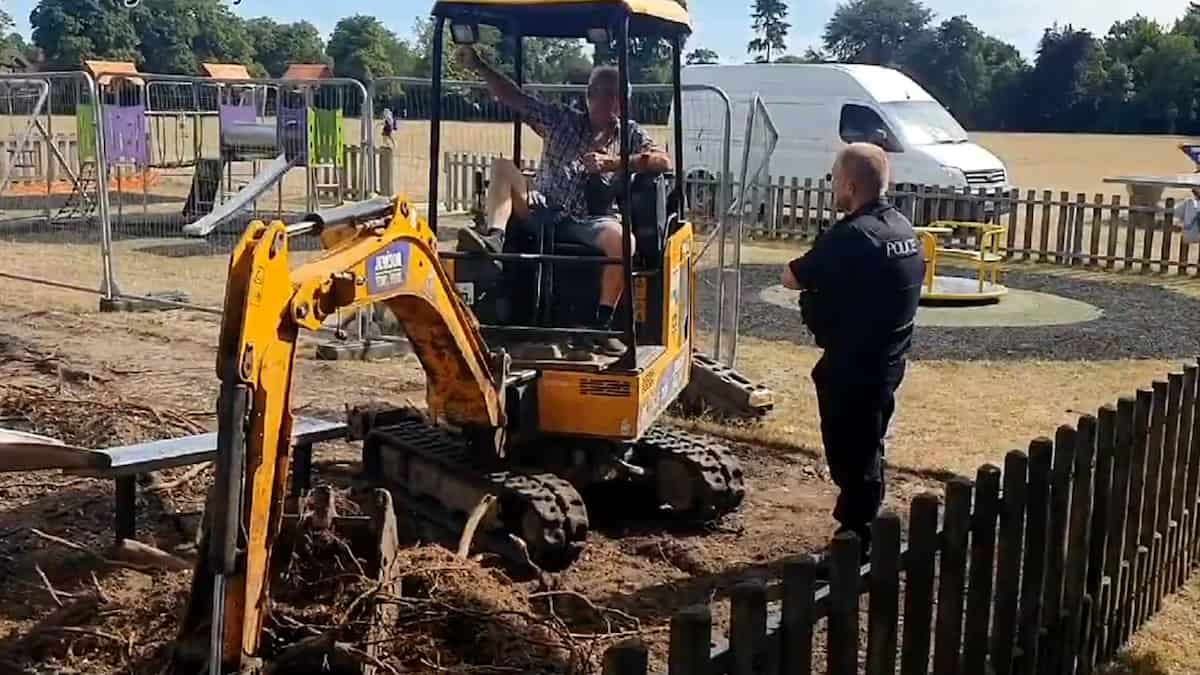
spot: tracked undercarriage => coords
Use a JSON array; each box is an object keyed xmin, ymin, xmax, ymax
[{"xmin": 353, "ymin": 407, "xmax": 745, "ymax": 571}]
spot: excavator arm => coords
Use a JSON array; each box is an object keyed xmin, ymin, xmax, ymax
[{"xmin": 172, "ymin": 195, "xmax": 505, "ymax": 674}]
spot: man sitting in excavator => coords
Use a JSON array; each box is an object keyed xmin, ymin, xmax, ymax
[{"xmin": 454, "ymin": 45, "xmax": 672, "ymax": 355}]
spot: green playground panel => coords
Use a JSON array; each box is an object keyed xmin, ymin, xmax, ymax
[
  {"xmin": 308, "ymin": 107, "xmax": 344, "ymax": 168},
  {"xmin": 76, "ymin": 103, "xmax": 98, "ymax": 162}
]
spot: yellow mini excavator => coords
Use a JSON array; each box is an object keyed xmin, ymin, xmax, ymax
[{"xmin": 170, "ymin": 1, "xmax": 762, "ymax": 672}]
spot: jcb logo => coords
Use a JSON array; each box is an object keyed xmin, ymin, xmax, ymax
[{"xmin": 886, "ymin": 238, "xmax": 919, "ymax": 258}]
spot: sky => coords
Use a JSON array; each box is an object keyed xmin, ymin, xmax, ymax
[{"xmin": 1, "ymin": 0, "xmax": 1196, "ymax": 63}]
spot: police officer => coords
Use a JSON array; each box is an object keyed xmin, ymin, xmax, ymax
[{"xmin": 782, "ymin": 143, "xmax": 924, "ymax": 561}]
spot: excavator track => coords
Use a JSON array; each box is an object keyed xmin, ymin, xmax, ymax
[
  {"xmin": 363, "ymin": 415, "xmax": 589, "ymax": 572},
  {"xmin": 635, "ymin": 425, "xmax": 746, "ymax": 520}
]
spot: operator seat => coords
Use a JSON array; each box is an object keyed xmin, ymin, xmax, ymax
[{"xmin": 503, "ymin": 172, "xmax": 672, "ymax": 327}]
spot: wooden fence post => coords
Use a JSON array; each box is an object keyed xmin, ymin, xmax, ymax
[
  {"xmin": 991, "ymin": 451, "xmax": 1028, "ymax": 675},
  {"xmin": 1101, "ymin": 398, "xmax": 1135, "ymax": 660},
  {"xmin": 1106, "ymin": 194, "xmax": 1121, "ymax": 271},
  {"xmin": 1171, "ymin": 365, "xmax": 1197, "ymax": 590},
  {"xmin": 867, "ymin": 512, "xmax": 902, "ymax": 675},
  {"xmin": 1085, "ymin": 405, "xmax": 1117, "ymax": 670},
  {"xmin": 800, "ymin": 178, "xmax": 814, "ymax": 238},
  {"xmin": 781, "ymin": 555, "xmax": 817, "ymax": 675},
  {"xmin": 1120, "ymin": 389, "xmax": 1153, "ymax": 644},
  {"xmin": 1018, "ymin": 437, "xmax": 1053, "ymax": 675},
  {"xmin": 1023, "ymin": 189, "xmax": 1037, "ymax": 261},
  {"xmin": 1160, "ymin": 198, "xmax": 1175, "ymax": 274},
  {"xmin": 964, "ymin": 465, "xmax": 1002, "ymax": 673},
  {"xmin": 1040, "ymin": 426, "xmax": 1075, "ymax": 675},
  {"xmin": 934, "ymin": 478, "xmax": 972, "ymax": 675},
  {"xmin": 901, "ymin": 493, "xmax": 940, "ymax": 675},
  {"xmin": 1089, "ymin": 193, "xmax": 1104, "ymax": 267},
  {"xmin": 1183, "ymin": 363, "xmax": 1200, "ymax": 578},
  {"xmin": 669, "ymin": 605, "xmax": 712, "ymax": 675},
  {"xmin": 1156, "ymin": 373, "xmax": 1184, "ymax": 609},
  {"xmin": 829, "ymin": 531, "xmax": 861, "ymax": 675},
  {"xmin": 378, "ymin": 146, "xmax": 393, "ymax": 196},
  {"xmin": 1064, "ymin": 415, "xmax": 1098, "ymax": 675},
  {"xmin": 730, "ymin": 580, "xmax": 768, "ymax": 675},
  {"xmin": 1138, "ymin": 381, "xmax": 1168, "ymax": 627},
  {"xmin": 603, "ymin": 639, "xmax": 649, "ymax": 675}
]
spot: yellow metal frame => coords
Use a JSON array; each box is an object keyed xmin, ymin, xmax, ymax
[
  {"xmin": 433, "ymin": 0, "xmax": 692, "ymax": 28},
  {"xmin": 926, "ymin": 220, "xmax": 1008, "ymax": 293}
]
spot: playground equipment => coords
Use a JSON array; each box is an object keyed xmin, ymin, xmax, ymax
[
  {"xmin": 182, "ymin": 63, "xmax": 350, "ymax": 227},
  {"xmin": 916, "ymin": 221, "xmax": 1009, "ymax": 304}
]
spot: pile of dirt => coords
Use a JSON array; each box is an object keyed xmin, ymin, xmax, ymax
[{"xmin": 263, "ymin": 497, "xmax": 635, "ymax": 674}]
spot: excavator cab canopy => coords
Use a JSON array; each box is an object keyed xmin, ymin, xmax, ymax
[{"xmin": 426, "ymin": 0, "xmax": 691, "ymax": 369}]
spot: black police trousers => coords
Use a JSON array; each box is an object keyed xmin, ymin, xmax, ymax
[{"xmin": 812, "ymin": 354, "xmax": 906, "ymax": 550}]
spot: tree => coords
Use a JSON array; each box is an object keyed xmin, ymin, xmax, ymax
[
  {"xmin": 1132, "ymin": 33, "xmax": 1200, "ymax": 133},
  {"xmin": 1025, "ymin": 25, "xmax": 1104, "ymax": 131},
  {"xmin": 686, "ymin": 48, "xmax": 719, "ymax": 65},
  {"xmin": 822, "ymin": 0, "xmax": 933, "ymax": 65},
  {"xmin": 327, "ymin": 15, "xmax": 405, "ymax": 82},
  {"xmin": 128, "ymin": 0, "xmax": 255, "ymax": 75},
  {"xmin": 30, "ymin": 0, "xmax": 140, "ymax": 69},
  {"xmin": 245, "ymin": 18, "xmax": 327, "ymax": 77},
  {"xmin": 748, "ymin": 0, "xmax": 790, "ymax": 63},
  {"xmin": 775, "ymin": 54, "xmax": 808, "ymax": 63}
]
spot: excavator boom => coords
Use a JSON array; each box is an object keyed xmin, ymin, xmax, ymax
[{"xmin": 173, "ymin": 196, "xmax": 505, "ymax": 674}]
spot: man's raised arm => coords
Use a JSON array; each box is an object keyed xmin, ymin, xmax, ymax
[{"xmin": 455, "ymin": 46, "xmax": 541, "ymax": 118}]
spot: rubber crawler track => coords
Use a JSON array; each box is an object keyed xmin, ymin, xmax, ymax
[
  {"xmin": 636, "ymin": 425, "xmax": 747, "ymax": 520},
  {"xmin": 370, "ymin": 417, "xmax": 589, "ymax": 572}
]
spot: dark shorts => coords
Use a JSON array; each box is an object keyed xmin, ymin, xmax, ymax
[{"xmin": 527, "ymin": 190, "xmax": 621, "ymax": 249}]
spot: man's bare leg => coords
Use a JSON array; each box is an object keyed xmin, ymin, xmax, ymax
[
  {"xmin": 461, "ymin": 158, "xmax": 529, "ymax": 253},
  {"xmin": 483, "ymin": 157, "xmax": 530, "ymax": 232},
  {"xmin": 592, "ymin": 219, "xmax": 635, "ymax": 355}
]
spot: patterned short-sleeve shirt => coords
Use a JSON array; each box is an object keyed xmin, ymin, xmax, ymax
[{"xmin": 522, "ymin": 94, "xmax": 657, "ymax": 217}]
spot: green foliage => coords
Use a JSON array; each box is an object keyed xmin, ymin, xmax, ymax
[
  {"xmin": 748, "ymin": 0, "xmax": 790, "ymax": 63},
  {"xmin": 823, "ymin": 0, "xmax": 933, "ymax": 64},
  {"xmin": 686, "ymin": 48, "xmax": 719, "ymax": 65},
  {"xmin": 130, "ymin": 0, "xmax": 255, "ymax": 74},
  {"xmin": 31, "ymin": 0, "xmax": 140, "ymax": 69},
  {"xmin": 245, "ymin": 18, "xmax": 327, "ymax": 78},
  {"xmin": 327, "ymin": 15, "xmax": 403, "ymax": 82}
]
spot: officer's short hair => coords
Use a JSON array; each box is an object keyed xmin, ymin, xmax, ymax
[{"xmin": 838, "ymin": 143, "xmax": 889, "ymax": 199}]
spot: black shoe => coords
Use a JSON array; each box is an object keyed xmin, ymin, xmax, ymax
[
  {"xmin": 593, "ymin": 336, "xmax": 628, "ymax": 357},
  {"xmin": 458, "ymin": 227, "xmax": 504, "ymax": 254}
]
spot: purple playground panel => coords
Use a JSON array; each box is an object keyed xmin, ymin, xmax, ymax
[
  {"xmin": 102, "ymin": 104, "xmax": 147, "ymax": 167},
  {"xmin": 1181, "ymin": 144, "xmax": 1200, "ymax": 171},
  {"xmin": 219, "ymin": 103, "xmax": 257, "ymax": 129}
]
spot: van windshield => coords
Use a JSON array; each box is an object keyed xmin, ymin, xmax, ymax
[{"xmin": 881, "ymin": 101, "xmax": 969, "ymax": 145}]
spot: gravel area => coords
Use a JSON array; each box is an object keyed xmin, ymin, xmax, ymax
[{"xmin": 700, "ymin": 265, "xmax": 1200, "ymax": 361}]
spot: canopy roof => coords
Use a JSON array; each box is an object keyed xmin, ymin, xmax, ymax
[
  {"xmin": 83, "ymin": 60, "xmax": 144, "ymax": 87},
  {"xmin": 200, "ymin": 63, "xmax": 252, "ymax": 79}
]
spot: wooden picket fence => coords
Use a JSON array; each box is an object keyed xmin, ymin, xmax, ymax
[
  {"xmin": 440, "ymin": 152, "xmax": 1197, "ymax": 276},
  {"xmin": 597, "ymin": 359, "xmax": 1200, "ymax": 675}
]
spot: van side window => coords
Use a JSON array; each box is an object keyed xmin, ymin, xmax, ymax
[{"xmin": 839, "ymin": 104, "xmax": 899, "ymax": 151}]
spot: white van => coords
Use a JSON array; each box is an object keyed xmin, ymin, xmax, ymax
[{"xmin": 675, "ymin": 63, "xmax": 1010, "ymax": 198}]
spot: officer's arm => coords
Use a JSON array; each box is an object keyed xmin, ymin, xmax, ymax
[{"xmin": 784, "ymin": 231, "xmax": 838, "ymax": 290}]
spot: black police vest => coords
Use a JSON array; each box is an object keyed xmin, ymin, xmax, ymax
[{"xmin": 800, "ymin": 201, "xmax": 924, "ymax": 362}]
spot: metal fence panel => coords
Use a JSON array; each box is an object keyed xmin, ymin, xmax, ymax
[
  {"xmin": 0, "ymin": 71, "xmax": 113, "ymax": 310},
  {"xmin": 94, "ymin": 73, "xmax": 372, "ymax": 312}
]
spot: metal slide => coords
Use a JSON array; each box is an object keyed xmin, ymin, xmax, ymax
[{"xmin": 182, "ymin": 153, "xmax": 297, "ymax": 237}]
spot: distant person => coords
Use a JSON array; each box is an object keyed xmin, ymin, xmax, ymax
[
  {"xmin": 782, "ymin": 143, "xmax": 924, "ymax": 565},
  {"xmin": 1175, "ymin": 187, "xmax": 1200, "ymax": 244},
  {"xmin": 381, "ymin": 108, "xmax": 395, "ymax": 145}
]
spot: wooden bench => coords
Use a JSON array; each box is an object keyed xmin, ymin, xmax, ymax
[
  {"xmin": 926, "ymin": 220, "xmax": 1007, "ymax": 291},
  {"xmin": 56, "ymin": 416, "xmax": 349, "ymax": 541}
]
